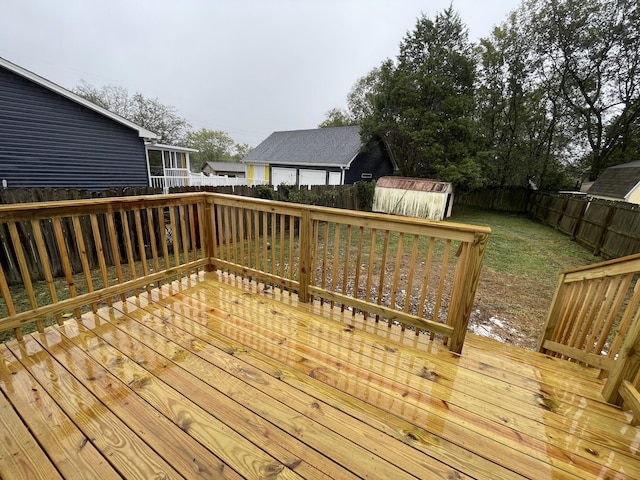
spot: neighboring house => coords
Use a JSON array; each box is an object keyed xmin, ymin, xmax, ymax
[
  {"xmin": 587, "ymin": 160, "xmax": 640, "ymax": 204},
  {"xmin": 372, "ymin": 177, "xmax": 454, "ymax": 221},
  {"xmin": 201, "ymin": 161, "xmax": 245, "ymax": 178},
  {"xmin": 0, "ymin": 56, "xmax": 159, "ymax": 190},
  {"xmin": 242, "ymin": 126, "xmax": 397, "ymax": 187}
]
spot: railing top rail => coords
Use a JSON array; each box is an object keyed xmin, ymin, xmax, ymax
[
  {"xmin": 0, "ymin": 191, "xmax": 491, "ymax": 240},
  {"xmin": 562, "ymin": 253, "xmax": 640, "ymax": 282},
  {"xmin": 208, "ymin": 193, "xmax": 491, "ymax": 239},
  {"xmin": 0, "ymin": 192, "xmax": 209, "ymax": 222}
]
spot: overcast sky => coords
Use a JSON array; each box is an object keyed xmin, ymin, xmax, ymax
[{"xmin": 1, "ymin": 0, "xmax": 521, "ymax": 146}]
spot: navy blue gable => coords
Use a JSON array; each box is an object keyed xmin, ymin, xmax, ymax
[{"xmin": 0, "ymin": 66, "xmax": 149, "ymax": 190}]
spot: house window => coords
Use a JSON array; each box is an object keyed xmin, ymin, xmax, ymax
[{"xmin": 361, "ymin": 173, "xmax": 373, "ymax": 179}]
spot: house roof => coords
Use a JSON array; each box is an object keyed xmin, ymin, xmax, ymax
[
  {"xmin": 587, "ymin": 161, "xmax": 640, "ymax": 200},
  {"xmin": 0, "ymin": 56, "xmax": 158, "ymax": 139},
  {"xmin": 146, "ymin": 143, "xmax": 198, "ymax": 153},
  {"xmin": 203, "ymin": 161, "xmax": 245, "ymax": 172},
  {"xmin": 241, "ymin": 126, "xmax": 363, "ymax": 167}
]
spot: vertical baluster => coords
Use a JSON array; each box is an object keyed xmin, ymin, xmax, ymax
[
  {"xmin": 71, "ymin": 216, "xmax": 96, "ymax": 312},
  {"xmin": 188, "ymin": 204, "xmax": 198, "ymax": 264},
  {"xmin": 376, "ymin": 230, "xmax": 391, "ymax": 322},
  {"xmin": 89, "ymin": 214, "xmax": 111, "ymax": 307},
  {"xmin": 308, "ymin": 218, "xmax": 318, "ymax": 299},
  {"xmin": 418, "ymin": 237, "xmax": 435, "ymax": 319},
  {"xmin": 146, "ymin": 208, "xmax": 160, "ymax": 274},
  {"xmin": 106, "ymin": 211, "xmax": 126, "ymax": 302},
  {"xmin": 279, "ymin": 213, "xmax": 285, "ymax": 292},
  {"xmin": 8, "ymin": 222, "xmax": 39, "ymax": 326},
  {"xmin": 262, "ymin": 210, "xmax": 269, "ymax": 279},
  {"xmin": 341, "ymin": 225, "xmax": 352, "ymax": 312},
  {"xmin": 120, "ymin": 210, "xmax": 139, "ymax": 295},
  {"xmin": 159, "ymin": 208, "xmax": 171, "ymax": 274},
  {"xmin": 179, "ymin": 205, "xmax": 189, "ymax": 266},
  {"xmin": 53, "ymin": 217, "xmax": 81, "ymax": 318},
  {"xmin": 404, "ymin": 235, "xmax": 420, "ymax": 316},
  {"xmin": 254, "ymin": 210, "xmax": 260, "ymax": 274},
  {"xmin": 270, "ymin": 212, "xmax": 276, "ymax": 283},
  {"xmin": 389, "ymin": 232, "xmax": 404, "ymax": 326},
  {"xmin": 432, "ymin": 239, "xmax": 451, "ymax": 334},
  {"xmin": 289, "ymin": 215, "xmax": 296, "ymax": 295},
  {"xmin": 352, "ymin": 226, "xmax": 364, "ymax": 316},
  {"xmin": 364, "ymin": 228, "xmax": 377, "ymax": 319},
  {"xmin": 238, "ymin": 207, "xmax": 245, "ymax": 275},
  {"xmin": 230, "ymin": 206, "xmax": 238, "ymax": 266},
  {"xmin": 31, "ymin": 219, "xmax": 63, "ymax": 323},
  {"xmin": 0, "ymin": 261, "xmax": 19, "ymax": 339},
  {"xmin": 133, "ymin": 210, "xmax": 150, "ymax": 293},
  {"xmin": 330, "ymin": 223, "xmax": 341, "ymax": 308},
  {"xmin": 245, "ymin": 208, "xmax": 253, "ymax": 280},
  {"xmin": 320, "ymin": 221, "xmax": 329, "ymax": 306},
  {"xmin": 169, "ymin": 206, "xmax": 180, "ymax": 270}
]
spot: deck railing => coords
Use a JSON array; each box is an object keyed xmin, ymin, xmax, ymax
[
  {"xmin": 0, "ymin": 192, "xmax": 490, "ymax": 353},
  {"xmin": 209, "ymin": 194, "xmax": 490, "ymax": 353},
  {"xmin": 538, "ymin": 253, "xmax": 640, "ymax": 406}
]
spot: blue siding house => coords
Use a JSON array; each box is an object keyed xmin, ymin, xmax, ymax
[{"xmin": 0, "ymin": 56, "xmax": 158, "ymax": 190}]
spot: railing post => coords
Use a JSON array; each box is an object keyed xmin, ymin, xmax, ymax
[
  {"xmin": 536, "ymin": 273, "xmax": 567, "ymax": 352},
  {"xmin": 298, "ymin": 209, "xmax": 311, "ymax": 303},
  {"xmin": 204, "ymin": 195, "xmax": 217, "ymax": 272},
  {"xmin": 603, "ymin": 308, "xmax": 640, "ymax": 406},
  {"xmin": 448, "ymin": 232, "xmax": 489, "ymax": 354}
]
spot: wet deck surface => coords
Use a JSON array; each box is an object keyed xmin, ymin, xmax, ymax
[{"xmin": 1, "ymin": 272, "xmax": 639, "ymax": 479}]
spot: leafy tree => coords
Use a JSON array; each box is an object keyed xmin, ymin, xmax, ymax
[
  {"xmin": 319, "ymin": 108, "xmax": 354, "ymax": 127},
  {"xmin": 526, "ymin": 0, "xmax": 640, "ymax": 180},
  {"xmin": 185, "ymin": 129, "xmax": 251, "ymax": 168},
  {"xmin": 73, "ymin": 81, "xmax": 191, "ymax": 145},
  {"xmin": 360, "ymin": 7, "xmax": 483, "ymax": 189}
]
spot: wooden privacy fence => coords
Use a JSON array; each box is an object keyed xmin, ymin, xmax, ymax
[
  {"xmin": 0, "ymin": 193, "xmax": 490, "ymax": 353},
  {"xmin": 530, "ymin": 193, "xmax": 640, "ymax": 258},
  {"xmin": 538, "ymin": 253, "xmax": 640, "ymax": 407}
]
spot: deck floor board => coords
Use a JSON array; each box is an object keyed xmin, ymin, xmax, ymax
[{"xmin": 1, "ymin": 272, "xmax": 639, "ymax": 479}]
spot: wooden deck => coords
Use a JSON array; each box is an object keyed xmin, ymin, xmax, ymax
[{"xmin": 1, "ymin": 272, "xmax": 639, "ymax": 480}]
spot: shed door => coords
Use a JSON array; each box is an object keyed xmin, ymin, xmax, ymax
[
  {"xmin": 299, "ymin": 169, "xmax": 326, "ymax": 186},
  {"xmin": 271, "ymin": 167, "xmax": 297, "ymax": 186}
]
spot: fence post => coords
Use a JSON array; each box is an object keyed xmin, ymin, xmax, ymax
[
  {"xmin": 447, "ymin": 232, "xmax": 489, "ymax": 354},
  {"xmin": 204, "ymin": 195, "xmax": 217, "ymax": 271},
  {"xmin": 593, "ymin": 204, "xmax": 615, "ymax": 256},
  {"xmin": 298, "ymin": 209, "xmax": 311, "ymax": 303}
]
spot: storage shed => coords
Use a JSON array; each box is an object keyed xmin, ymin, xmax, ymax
[{"xmin": 372, "ymin": 177, "xmax": 454, "ymax": 221}]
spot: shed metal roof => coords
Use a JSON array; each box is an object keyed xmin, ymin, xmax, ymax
[
  {"xmin": 0, "ymin": 56, "xmax": 158, "ymax": 139},
  {"xmin": 241, "ymin": 126, "xmax": 362, "ymax": 167},
  {"xmin": 376, "ymin": 176, "xmax": 452, "ymax": 193},
  {"xmin": 203, "ymin": 161, "xmax": 245, "ymax": 172}
]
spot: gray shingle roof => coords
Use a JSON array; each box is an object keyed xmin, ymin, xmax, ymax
[
  {"xmin": 587, "ymin": 161, "xmax": 640, "ymax": 199},
  {"xmin": 203, "ymin": 161, "xmax": 245, "ymax": 173},
  {"xmin": 241, "ymin": 126, "xmax": 362, "ymax": 167}
]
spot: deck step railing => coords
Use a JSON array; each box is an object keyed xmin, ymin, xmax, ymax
[{"xmin": 538, "ymin": 253, "xmax": 640, "ymax": 405}]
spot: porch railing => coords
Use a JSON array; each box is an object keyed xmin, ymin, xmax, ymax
[
  {"xmin": 538, "ymin": 253, "xmax": 640, "ymax": 406},
  {"xmin": 0, "ymin": 193, "xmax": 490, "ymax": 353}
]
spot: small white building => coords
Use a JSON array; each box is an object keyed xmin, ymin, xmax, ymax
[{"xmin": 373, "ymin": 177, "xmax": 454, "ymax": 221}]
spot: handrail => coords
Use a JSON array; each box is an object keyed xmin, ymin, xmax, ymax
[
  {"xmin": 0, "ymin": 192, "xmax": 490, "ymax": 353},
  {"xmin": 538, "ymin": 253, "xmax": 640, "ymax": 405}
]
